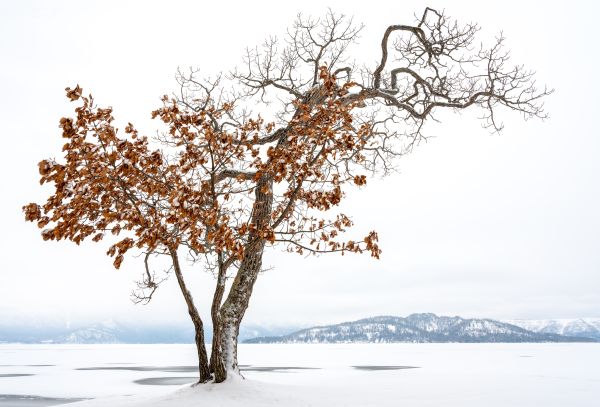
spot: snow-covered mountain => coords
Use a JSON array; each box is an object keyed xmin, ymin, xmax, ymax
[
  {"xmin": 0, "ymin": 319, "xmax": 296, "ymax": 344},
  {"xmin": 505, "ymin": 318, "xmax": 600, "ymax": 341},
  {"xmin": 244, "ymin": 314, "xmax": 597, "ymax": 344},
  {"xmin": 57, "ymin": 323, "xmax": 120, "ymax": 344},
  {"xmin": 3, "ymin": 314, "xmax": 599, "ymax": 344}
]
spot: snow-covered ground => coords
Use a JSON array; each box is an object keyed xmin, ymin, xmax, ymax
[{"xmin": 1, "ymin": 343, "xmax": 599, "ymax": 406}]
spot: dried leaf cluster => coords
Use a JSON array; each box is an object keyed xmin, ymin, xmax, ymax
[{"xmin": 24, "ymin": 68, "xmax": 382, "ymax": 273}]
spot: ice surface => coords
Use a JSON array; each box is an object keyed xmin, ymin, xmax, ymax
[
  {"xmin": 0, "ymin": 394, "xmax": 87, "ymax": 407},
  {"xmin": 1, "ymin": 343, "xmax": 599, "ymax": 406}
]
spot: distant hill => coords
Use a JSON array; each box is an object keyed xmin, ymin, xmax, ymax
[
  {"xmin": 505, "ymin": 318, "xmax": 600, "ymax": 341},
  {"xmin": 3, "ymin": 314, "xmax": 598, "ymax": 344},
  {"xmin": 0, "ymin": 319, "xmax": 296, "ymax": 344},
  {"xmin": 244, "ymin": 314, "xmax": 597, "ymax": 344}
]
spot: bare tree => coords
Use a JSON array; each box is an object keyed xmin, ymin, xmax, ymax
[{"xmin": 24, "ymin": 8, "xmax": 550, "ymax": 384}]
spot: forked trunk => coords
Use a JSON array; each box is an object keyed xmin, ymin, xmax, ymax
[
  {"xmin": 211, "ymin": 238, "xmax": 267, "ymax": 382},
  {"xmin": 212, "ymin": 174, "xmax": 273, "ymax": 382}
]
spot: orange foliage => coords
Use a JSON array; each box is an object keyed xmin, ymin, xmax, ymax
[{"xmin": 24, "ymin": 68, "xmax": 381, "ymax": 270}]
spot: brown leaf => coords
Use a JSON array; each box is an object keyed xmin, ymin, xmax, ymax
[{"xmin": 65, "ymin": 85, "xmax": 82, "ymax": 101}]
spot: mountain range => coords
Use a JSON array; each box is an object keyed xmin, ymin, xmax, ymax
[
  {"xmin": 505, "ymin": 318, "xmax": 600, "ymax": 341},
  {"xmin": 244, "ymin": 314, "xmax": 598, "ymax": 344},
  {"xmin": 0, "ymin": 320, "xmax": 292, "ymax": 344},
  {"xmin": 2, "ymin": 314, "xmax": 598, "ymax": 344}
]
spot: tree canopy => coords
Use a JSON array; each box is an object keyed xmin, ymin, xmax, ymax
[{"xmin": 24, "ymin": 8, "xmax": 550, "ymax": 383}]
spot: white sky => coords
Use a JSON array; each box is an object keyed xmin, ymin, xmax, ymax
[{"xmin": 1, "ymin": 0, "xmax": 599, "ymax": 328}]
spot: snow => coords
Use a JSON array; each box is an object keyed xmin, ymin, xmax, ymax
[
  {"xmin": 253, "ymin": 314, "xmax": 571, "ymax": 343},
  {"xmin": 506, "ymin": 318, "xmax": 600, "ymax": 339},
  {"xmin": 1, "ymin": 343, "xmax": 599, "ymax": 406}
]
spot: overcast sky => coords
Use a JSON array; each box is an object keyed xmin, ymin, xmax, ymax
[{"xmin": 0, "ymin": 0, "xmax": 598, "ymax": 328}]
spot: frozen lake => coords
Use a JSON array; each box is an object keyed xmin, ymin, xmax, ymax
[{"xmin": 1, "ymin": 343, "xmax": 599, "ymax": 406}]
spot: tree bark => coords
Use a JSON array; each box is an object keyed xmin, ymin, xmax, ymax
[
  {"xmin": 169, "ymin": 246, "xmax": 211, "ymax": 383},
  {"xmin": 209, "ymin": 255, "xmax": 227, "ymax": 381},
  {"xmin": 213, "ymin": 174, "xmax": 274, "ymax": 382}
]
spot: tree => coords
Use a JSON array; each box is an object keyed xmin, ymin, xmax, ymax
[{"xmin": 23, "ymin": 8, "xmax": 550, "ymax": 383}]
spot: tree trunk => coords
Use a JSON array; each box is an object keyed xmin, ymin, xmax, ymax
[
  {"xmin": 212, "ymin": 174, "xmax": 274, "ymax": 382},
  {"xmin": 210, "ymin": 322, "xmax": 227, "ymax": 382},
  {"xmin": 214, "ymin": 307, "xmax": 241, "ymax": 381},
  {"xmin": 209, "ymin": 257, "xmax": 227, "ymax": 381},
  {"xmin": 169, "ymin": 246, "xmax": 211, "ymax": 383}
]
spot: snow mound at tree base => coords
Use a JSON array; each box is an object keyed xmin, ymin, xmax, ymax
[{"xmin": 66, "ymin": 377, "xmax": 338, "ymax": 407}]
